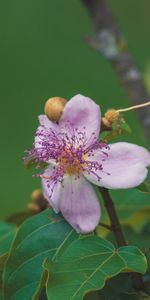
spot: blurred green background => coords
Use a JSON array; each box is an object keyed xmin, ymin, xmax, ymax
[{"xmin": 0, "ymin": 0, "xmax": 150, "ymax": 218}]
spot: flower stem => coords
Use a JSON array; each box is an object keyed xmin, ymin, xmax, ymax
[
  {"xmin": 99, "ymin": 187, "xmax": 126, "ymax": 247},
  {"xmin": 99, "ymin": 187, "xmax": 144, "ymax": 290},
  {"xmin": 117, "ymin": 101, "xmax": 150, "ymax": 113}
]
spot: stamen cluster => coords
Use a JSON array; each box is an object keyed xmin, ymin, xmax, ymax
[{"xmin": 26, "ymin": 122, "xmax": 109, "ymax": 195}]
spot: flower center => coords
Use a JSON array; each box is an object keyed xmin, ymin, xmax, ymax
[
  {"xmin": 58, "ymin": 148, "xmax": 86, "ymax": 175},
  {"xmin": 26, "ymin": 123, "xmax": 110, "ymax": 191}
]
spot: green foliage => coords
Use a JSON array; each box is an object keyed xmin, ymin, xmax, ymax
[
  {"xmin": 5, "ymin": 211, "xmax": 35, "ymax": 226},
  {"xmin": 114, "ymin": 189, "xmax": 150, "ymax": 234},
  {"xmin": 137, "ymin": 180, "xmax": 150, "ymax": 195},
  {"xmin": 0, "ymin": 222, "xmax": 16, "ymax": 257},
  {"xmin": 3, "ymin": 209, "xmax": 78, "ymax": 300},
  {"xmin": 94, "ymin": 274, "xmax": 150, "ymax": 300},
  {"xmin": 1, "ymin": 209, "xmax": 148, "ymax": 300},
  {"xmin": 111, "ymin": 189, "xmax": 150, "ymax": 222},
  {"xmin": 45, "ymin": 236, "xmax": 147, "ymax": 300},
  {"xmin": 97, "ymin": 188, "xmax": 150, "ymax": 235},
  {"xmin": 123, "ymin": 226, "xmax": 150, "ymax": 252},
  {"xmin": 0, "ymin": 254, "xmax": 8, "ymax": 287},
  {"xmin": 107, "ymin": 225, "xmax": 150, "ymax": 252},
  {"xmin": 119, "ymin": 121, "xmax": 131, "ymax": 134},
  {"xmin": 0, "ymin": 222, "xmax": 16, "ymax": 299},
  {"xmin": 86, "ymin": 274, "xmax": 132, "ymax": 300},
  {"xmin": 100, "ymin": 118, "xmax": 131, "ymax": 142}
]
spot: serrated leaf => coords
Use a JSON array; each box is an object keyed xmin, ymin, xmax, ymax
[
  {"xmin": 3, "ymin": 209, "xmax": 78, "ymax": 300},
  {"xmin": 45, "ymin": 236, "xmax": 147, "ymax": 300}
]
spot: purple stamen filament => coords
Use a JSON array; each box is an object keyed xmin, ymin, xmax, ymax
[{"xmin": 26, "ymin": 123, "xmax": 110, "ymax": 194}]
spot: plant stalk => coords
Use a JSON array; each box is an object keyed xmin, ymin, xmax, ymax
[
  {"xmin": 99, "ymin": 187, "xmax": 144, "ymax": 290},
  {"xmin": 99, "ymin": 187, "xmax": 126, "ymax": 247}
]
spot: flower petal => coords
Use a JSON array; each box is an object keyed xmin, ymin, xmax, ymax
[
  {"xmin": 35, "ymin": 115, "xmax": 58, "ymax": 150},
  {"xmin": 84, "ymin": 142, "xmax": 150, "ymax": 189},
  {"xmin": 38, "ymin": 115, "xmax": 58, "ymax": 130},
  {"xmin": 59, "ymin": 94, "xmax": 101, "ymax": 144},
  {"xmin": 59, "ymin": 175, "xmax": 101, "ymax": 233},
  {"xmin": 41, "ymin": 166, "xmax": 61, "ymax": 213}
]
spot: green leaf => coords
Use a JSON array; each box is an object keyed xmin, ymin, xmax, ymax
[
  {"xmin": 111, "ymin": 189, "xmax": 150, "ymax": 222},
  {"xmin": 0, "ymin": 222, "xmax": 16, "ymax": 257},
  {"xmin": 119, "ymin": 121, "xmax": 131, "ymax": 134},
  {"xmin": 0, "ymin": 253, "xmax": 8, "ymax": 292},
  {"xmin": 5, "ymin": 211, "xmax": 36, "ymax": 226},
  {"xmin": 137, "ymin": 180, "xmax": 150, "ymax": 195},
  {"xmin": 3, "ymin": 209, "xmax": 78, "ymax": 300},
  {"xmin": 97, "ymin": 188, "xmax": 150, "ymax": 234},
  {"xmin": 45, "ymin": 236, "xmax": 147, "ymax": 300},
  {"xmin": 86, "ymin": 273, "xmax": 132, "ymax": 300},
  {"xmin": 122, "ymin": 226, "xmax": 150, "ymax": 251},
  {"xmin": 0, "ymin": 222, "xmax": 16, "ymax": 297},
  {"xmin": 100, "ymin": 117, "xmax": 131, "ymax": 142},
  {"xmin": 107, "ymin": 225, "xmax": 150, "ymax": 252}
]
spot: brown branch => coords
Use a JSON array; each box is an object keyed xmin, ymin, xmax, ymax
[
  {"xmin": 99, "ymin": 187, "xmax": 127, "ymax": 247},
  {"xmin": 81, "ymin": 0, "xmax": 150, "ymax": 139}
]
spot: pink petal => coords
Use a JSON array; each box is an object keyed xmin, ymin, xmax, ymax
[
  {"xmin": 38, "ymin": 115, "xmax": 58, "ymax": 130},
  {"xmin": 35, "ymin": 115, "xmax": 58, "ymax": 149},
  {"xmin": 84, "ymin": 142, "xmax": 150, "ymax": 189},
  {"xmin": 41, "ymin": 166, "xmax": 61, "ymax": 213},
  {"xmin": 59, "ymin": 176, "xmax": 101, "ymax": 233},
  {"xmin": 59, "ymin": 94, "xmax": 101, "ymax": 144}
]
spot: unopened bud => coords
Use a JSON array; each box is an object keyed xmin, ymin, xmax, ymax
[
  {"xmin": 102, "ymin": 109, "xmax": 119, "ymax": 128},
  {"xmin": 31, "ymin": 189, "xmax": 43, "ymax": 202},
  {"xmin": 105, "ymin": 109, "xmax": 119, "ymax": 122},
  {"xmin": 44, "ymin": 97, "xmax": 67, "ymax": 122},
  {"xmin": 28, "ymin": 203, "xmax": 41, "ymax": 213},
  {"xmin": 28, "ymin": 189, "xmax": 49, "ymax": 212}
]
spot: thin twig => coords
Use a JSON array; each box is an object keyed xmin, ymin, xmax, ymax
[
  {"xmin": 117, "ymin": 101, "xmax": 150, "ymax": 113},
  {"xmin": 99, "ymin": 222, "xmax": 113, "ymax": 231}
]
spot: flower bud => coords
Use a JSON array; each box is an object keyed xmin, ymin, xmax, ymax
[
  {"xmin": 28, "ymin": 189, "xmax": 49, "ymax": 212},
  {"xmin": 102, "ymin": 109, "xmax": 119, "ymax": 128},
  {"xmin": 31, "ymin": 189, "xmax": 43, "ymax": 202},
  {"xmin": 105, "ymin": 109, "xmax": 119, "ymax": 122},
  {"xmin": 44, "ymin": 97, "xmax": 67, "ymax": 122}
]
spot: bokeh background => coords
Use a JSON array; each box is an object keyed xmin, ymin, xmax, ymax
[{"xmin": 1, "ymin": 0, "xmax": 150, "ymax": 218}]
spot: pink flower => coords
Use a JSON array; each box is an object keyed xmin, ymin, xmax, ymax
[{"xmin": 29, "ymin": 95, "xmax": 150, "ymax": 233}]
